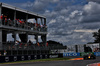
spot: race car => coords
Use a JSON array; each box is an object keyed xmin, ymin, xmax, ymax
[{"xmin": 83, "ymin": 53, "xmax": 96, "ymax": 60}]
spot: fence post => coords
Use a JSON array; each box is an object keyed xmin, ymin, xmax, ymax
[{"xmin": 75, "ymin": 45, "xmax": 78, "ymax": 52}]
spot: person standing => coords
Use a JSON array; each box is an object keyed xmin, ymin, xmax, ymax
[
  {"xmin": 0, "ymin": 52, "xmax": 2, "ymax": 56},
  {"xmin": 4, "ymin": 50, "xmax": 7, "ymax": 56},
  {"xmin": 0, "ymin": 14, "xmax": 4, "ymax": 24}
]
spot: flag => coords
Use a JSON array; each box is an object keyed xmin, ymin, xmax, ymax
[{"xmin": 37, "ymin": 42, "xmax": 40, "ymax": 46}]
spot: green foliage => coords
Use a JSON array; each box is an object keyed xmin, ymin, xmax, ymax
[{"xmin": 93, "ymin": 29, "xmax": 100, "ymax": 43}]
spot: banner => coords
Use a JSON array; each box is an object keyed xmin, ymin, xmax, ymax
[
  {"xmin": 49, "ymin": 54, "xmax": 63, "ymax": 58},
  {"xmin": 94, "ymin": 52, "xmax": 100, "ymax": 56},
  {"xmin": 80, "ymin": 52, "xmax": 94, "ymax": 56},
  {"xmin": 63, "ymin": 53, "xmax": 80, "ymax": 56}
]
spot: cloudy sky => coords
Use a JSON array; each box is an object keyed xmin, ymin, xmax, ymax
[{"xmin": 1, "ymin": 0, "xmax": 100, "ymax": 45}]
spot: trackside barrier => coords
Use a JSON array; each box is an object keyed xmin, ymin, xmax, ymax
[
  {"xmin": 94, "ymin": 52, "xmax": 100, "ymax": 56},
  {"xmin": 63, "ymin": 52, "xmax": 100, "ymax": 57},
  {"xmin": 0, "ymin": 54, "xmax": 63, "ymax": 63},
  {"xmin": 49, "ymin": 53, "xmax": 63, "ymax": 58},
  {"xmin": 80, "ymin": 52, "xmax": 94, "ymax": 56},
  {"xmin": 63, "ymin": 52, "xmax": 80, "ymax": 56}
]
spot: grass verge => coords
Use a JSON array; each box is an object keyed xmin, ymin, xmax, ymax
[{"xmin": 0, "ymin": 58, "xmax": 70, "ymax": 64}]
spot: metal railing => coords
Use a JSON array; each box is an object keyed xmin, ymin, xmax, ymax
[
  {"xmin": 2, "ymin": 42, "xmax": 49, "ymax": 50},
  {"xmin": 1, "ymin": 42, "xmax": 50, "ymax": 56},
  {"xmin": 0, "ymin": 20, "xmax": 47, "ymax": 32}
]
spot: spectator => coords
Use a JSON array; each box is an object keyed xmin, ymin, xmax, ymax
[
  {"xmin": 41, "ymin": 24, "xmax": 43, "ymax": 28},
  {"xmin": 12, "ymin": 45, "xmax": 15, "ymax": 49},
  {"xmin": 0, "ymin": 52, "xmax": 1, "ymax": 56},
  {"xmin": 8, "ymin": 46, "xmax": 11, "ymax": 50},
  {"xmin": 15, "ymin": 40, "xmax": 19, "ymax": 45},
  {"xmin": 24, "ymin": 43, "xmax": 27, "ymax": 49},
  {"xmin": 16, "ymin": 19, "xmax": 20, "ymax": 27},
  {"xmin": 0, "ymin": 14, "xmax": 3, "ymax": 20},
  {"xmin": 5, "ymin": 18, "xmax": 8, "ymax": 25},
  {"xmin": 37, "ymin": 42, "xmax": 40, "ymax": 46},
  {"xmin": 46, "ymin": 42, "xmax": 48, "ymax": 47},
  {"xmin": 4, "ymin": 50, "xmax": 7, "ymax": 56},
  {"xmin": 19, "ymin": 43, "xmax": 23, "ymax": 48},
  {"xmin": 8, "ymin": 18, "xmax": 12, "ymax": 26},
  {"xmin": 0, "ymin": 14, "xmax": 4, "ymax": 24}
]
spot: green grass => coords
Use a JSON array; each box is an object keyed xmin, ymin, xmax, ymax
[{"xmin": 0, "ymin": 58, "xmax": 70, "ymax": 64}]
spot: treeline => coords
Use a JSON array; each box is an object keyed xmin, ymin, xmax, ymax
[
  {"xmin": 47, "ymin": 40, "xmax": 63, "ymax": 45},
  {"xmin": 93, "ymin": 29, "xmax": 100, "ymax": 43}
]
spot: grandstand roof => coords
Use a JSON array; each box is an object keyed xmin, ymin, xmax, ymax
[{"xmin": 0, "ymin": 2, "xmax": 46, "ymax": 19}]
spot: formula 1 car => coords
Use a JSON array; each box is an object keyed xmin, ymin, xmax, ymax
[{"xmin": 83, "ymin": 53, "xmax": 96, "ymax": 60}]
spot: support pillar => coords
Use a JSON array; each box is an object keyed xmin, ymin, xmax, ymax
[
  {"xmin": 44, "ymin": 35, "xmax": 47, "ymax": 47},
  {"xmin": 84, "ymin": 44, "xmax": 86, "ymax": 52},
  {"xmin": 75, "ymin": 45, "xmax": 78, "ymax": 52},
  {"xmin": 35, "ymin": 18, "xmax": 38, "ymax": 24},
  {"xmin": 13, "ymin": 32, "xmax": 16, "ymax": 43},
  {"xmin": 0, "ymin": 30, "xmax": 2, "ymax": 50},
  {"xmin": 26, "ymin": 14, "xmax": 28, "ymax": 29},
  {"xmin": 14, "ymin": 10, "xmax": 16, "ymax": 26},
  {"xmin": 19, "ymin": 33, "xmax": 28, "ymax": 43},
  {"xmin": 36, "ymin": 35, "xmax": 38, "ymax": 44},
  {"xmin": 35, "ymin": 18, "xmax": 38, "ymax": 31},
  {"xmin": 41, "ymin": 18, "xmax": 43, "ymax": 25},
  {"xmin": 0, "ymin": 3, "xmax": 2, "ymax": 25},
  {"xmin": 13, "ymin": 32, "xmax": 17, "ymax": 50},
  {"xmin": 99, "ymin": 42, "xmax": 100, "ymax": 49},
  {"xmin": 41, "ymin": 34, "xmax": 47, "ymax": 47},
  {"xmin": 44, "ymin": 18, "xmax": 46, "ymax": 25}
]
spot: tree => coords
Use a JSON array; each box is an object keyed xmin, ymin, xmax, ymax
[{"xmin": 93, "ymin": 29, "xmax": 100, "ymax": 43}]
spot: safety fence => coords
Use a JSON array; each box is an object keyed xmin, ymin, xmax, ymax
[{"xmin": 63, "ymin": 52, "xmax": 100, "ymax": 57}]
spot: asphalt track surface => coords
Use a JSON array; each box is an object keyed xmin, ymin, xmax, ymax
[{"xmin": 1, "ymin": 57, "xmax": 100, "ymax": 66}]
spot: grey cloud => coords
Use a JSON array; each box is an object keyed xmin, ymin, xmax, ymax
[
  {"xmin": 6, "ymin": 0, "xmax": 99, "ymax": 45},
  {"xmin": 80, "ymin": 22, "xmax": 100, "ymax": 29},
  {"xmin": 46, "ymin": 1, "xmax": 99, "ymax": 45},
  {"xmin": 81, "ymin": 2, "xmax": 100, "ymax": 22},
  {"xmin": 81, "ymin": 14, "xmax": 100, "ymax": 22}
]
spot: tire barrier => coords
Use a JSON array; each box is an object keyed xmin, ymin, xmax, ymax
[
  {"xmin": 34, "ymin": 55, "xmax": 37, "ymax": 59},
  {"xmin": 45, "ymin": 55, "xmax": 47, "ymax": 58},
  {"xmin": 5, "ymin": 57, "xmax": 9, "ymax": 62},
  {"xmin": 21, "ymin": 56, "xmax": 24, "ymax": 61},
  {"xmin": 14, "ymin": 56, "xmax": 17, "ymax": 61},
  {"xmin": 28, "ymin": 56, "xmax": 31, "ymax": 60},
  {"xmin": 0, "ymin": 54, "xmax": 63, "ymax": 63},
  {"xmin": 40, "ymin": 55, "xmax": 42, "ymax": 59}
]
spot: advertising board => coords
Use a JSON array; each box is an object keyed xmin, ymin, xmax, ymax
[
  {"xmin": 80, "ymin": 52, "xmax": 94, "ymax": 56},
  {"xmin": 94, "ymin": 52, "xmax": 100, "ymax": 56},
  {"xmin": 63, "ymin": 53, "xmax": 80, "ymax": 56}
]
